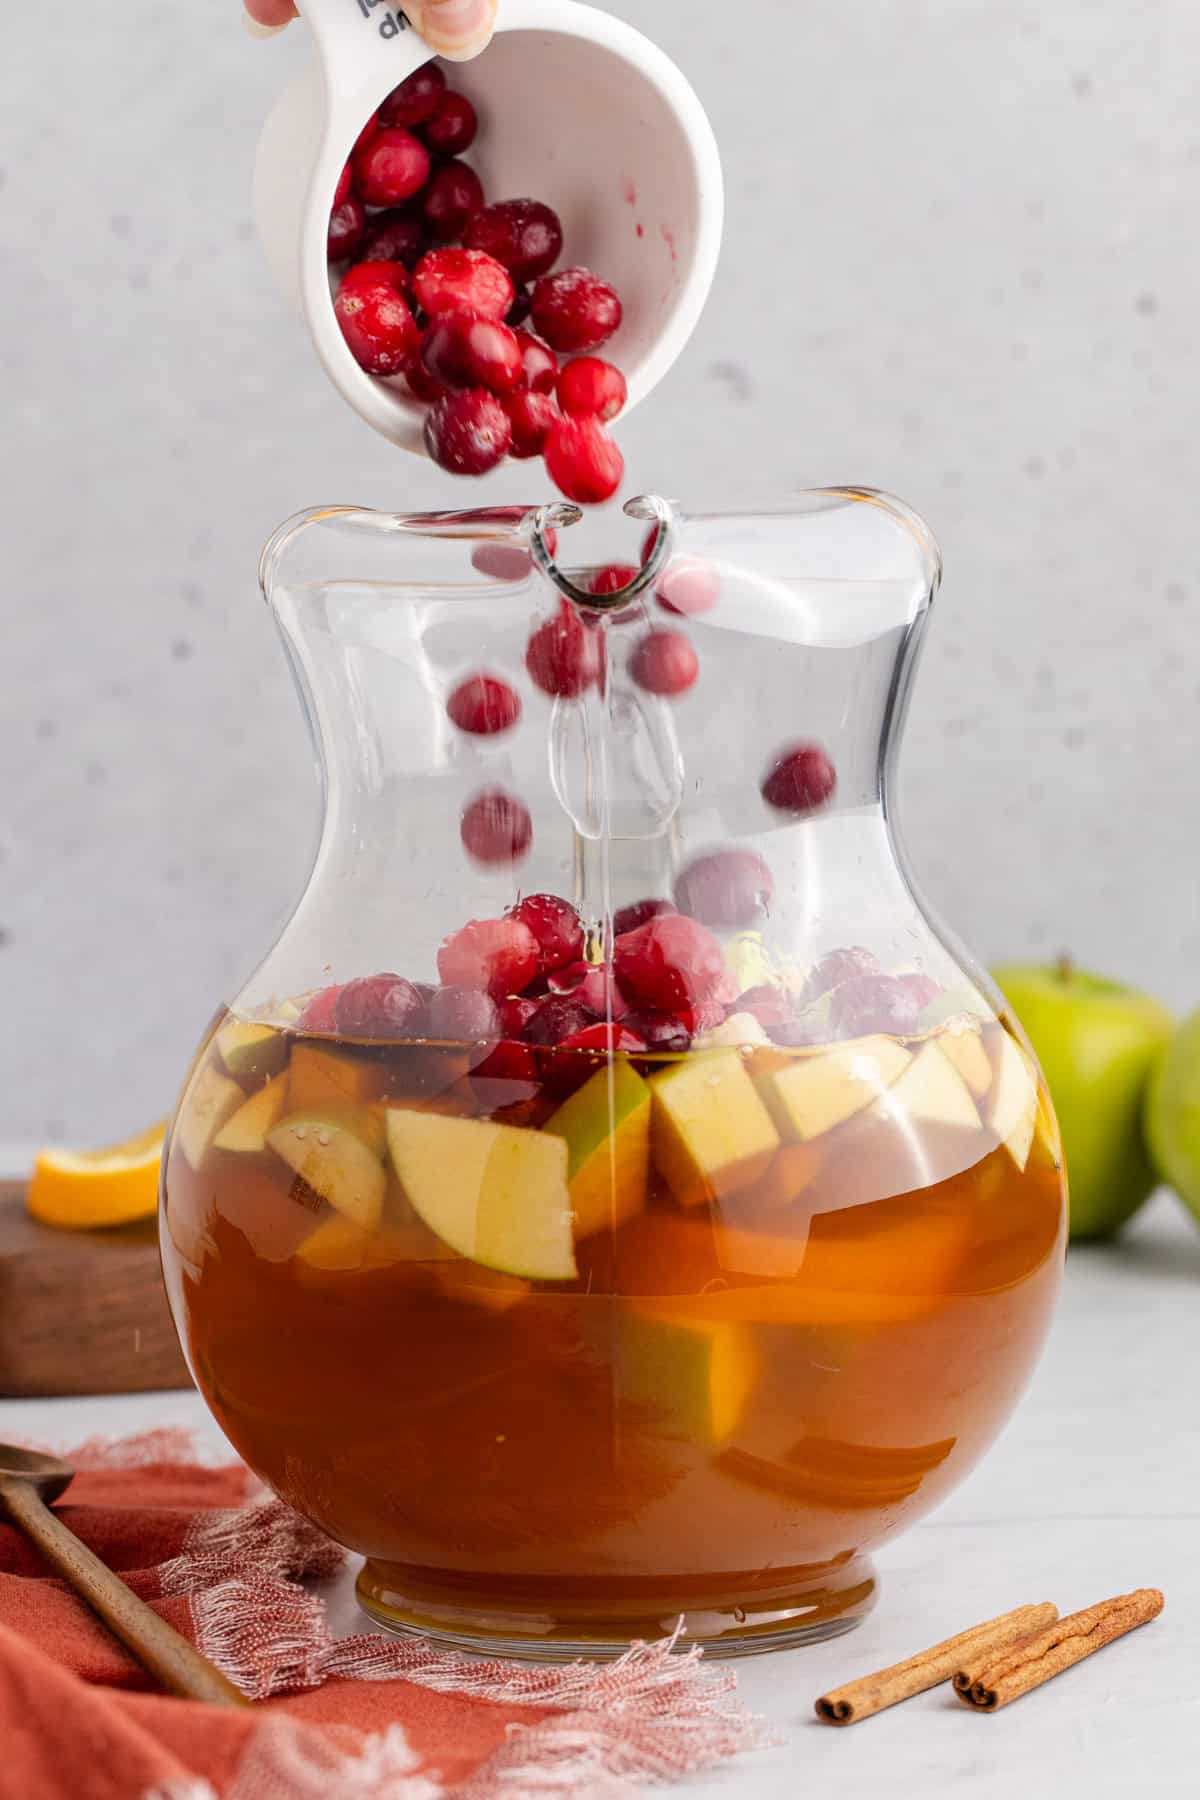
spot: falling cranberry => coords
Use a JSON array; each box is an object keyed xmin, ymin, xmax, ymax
[
  {"xmin": 544, "ymin": 416, "xmax": 624, "ymax": 506},
  {"xmin": 380, "ymin": 61, "xmax": 446, "ymax": 128},
  {"xmin": 360, "ymin": 207, "xmax": 428, "ymax": 268},
  {"xmin": 556, "ymin": 357, "xmax": 627, "ymax": 422},
  {"xmin": 438, "ymin": 917, "xmax": 540, "ymax": 997},
  {"xmin": 513, "ymin": 330, "xmax": 558, "ymax": 393},
  {"xmin": 297, "ymin": 984, "xmax": 343, "ymax": 1034},
  {"xmin": 335, "ymin": 974, "xmax": 427, "ymax": 1040},
  {"xmin": 508, "ymin": 894, "xmax": 584, "ymax": 971},
  {"xmin": 589, "ymin": 564, "xmax": 638, "ymax": 597},
  {"xmin": 797, "ymin": 947, "xmax": 880, "ymax": 1007},
  {"xmin": 505, "ymin": 390, "xmax": 559, "ymax": 459},
  {"xmin": 466, "ymin": 199, "xmax": 565, "ymax": 283},
  {"xmin": 422, "ymin": 159, "xmax": 485, "ymax": 240},
  {"xmin": 612, "ymin": 897, "xmax": 675, "ymax": 937},
  {"xmin": 623, "ymin": 1009, "xmax": 692, "ymax": 1055},
  {"xmin": 532, "ymin": 268, "xmax": 623, "ymax": 353},
  {"xmin": 526, "ymin": 601, "xmax": 603, "ymax": 698},
  {"xmin": 353, "ymin": 126, "xmax": 432, "ymax": 207},
  {"xmin": 761, "ymin": 743, "xmax": 837, "ymax": 816},
  {"xmin": 460, "ymin": 789, "xmax": 533, "ymax": 865},
  {"xmin": 613, "ymin": 913, "xmax": 726, "ymax": 1012},
  {"xmin": 629, "ymin": 629, "xmax": 699, "ymax": 697},
  {"xmin": 829, "ymin": 974, "xmax": 923, "ymax": 1040},
  {"xmin": 420, "ymin": 90, "xmax": 478, "ymax": 156},
  {"xmin": 656, "ymin": 555, "xmax": 720, "ymax": 618},
  {"xmin": 445, "ymin": 673, "xmax": 521, "ymax": 736},
  {"xmin": 413, "ymin": 247, "xmax": 514, "ymax": 321},
  {"xmin": 335, "ymin": 262, "xmax": 418, "ymax": 375},
  {"xmin": 422, "ymin": 315, "xmax": 523, "ymax": 393},
  {"xmin": 522, "ymin": 995, "xmax": 597, "ymax": 1046},
  {"xmin": 430, "ymin": 984, "xmax": 499, "ymax": 1042},
  {"xmin": 328, "ymin": 197, "xmax": 366, "ymax": 263},
  {"xmin": 674, "ymin": 848, "xmax": 774, "ymax": 929},
  {"xmin": 425, "ymin": 388, "xmax": 513, "ymax": 475},
  {"xmin": 472, "ymin": 1039, "xmax": 538, "ymax": 1083}
]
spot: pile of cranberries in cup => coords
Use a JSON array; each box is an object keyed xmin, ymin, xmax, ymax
[{"xmin": 329, "ymin": 60, "xmax": 627, "ymax": 504}]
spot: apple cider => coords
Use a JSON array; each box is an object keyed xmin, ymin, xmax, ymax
[{"xmin": 161, "ymin": 979, "xmax": 1065, "ymax": 1654}]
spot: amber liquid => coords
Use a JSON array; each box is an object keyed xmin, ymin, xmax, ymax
[{"xmin": 162, "ymin": 1016, "xmax": 1065, "ymax": 1654}]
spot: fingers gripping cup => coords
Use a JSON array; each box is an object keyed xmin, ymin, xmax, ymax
[{"xmin": 255, "ymin": 0, "xmax": 724, "ymax": 455}]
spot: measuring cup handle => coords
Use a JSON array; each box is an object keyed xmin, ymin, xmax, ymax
[{"xmin": 298, "ymin": 0, "xmax": 435, "ymax": 111}]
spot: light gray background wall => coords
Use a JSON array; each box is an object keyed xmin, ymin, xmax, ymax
[{"xmin": 2, "ymin": 2, "xmax": 1196, "ymax": 1143}]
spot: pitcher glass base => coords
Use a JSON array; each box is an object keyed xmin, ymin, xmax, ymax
[{"xmin": 355, "ymin": 1556, "xmax": 878, "ymax": 1661}]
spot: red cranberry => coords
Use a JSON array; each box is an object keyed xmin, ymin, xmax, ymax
[
  {"xmin": 360, "ymin": 207, "xmax": 428, "ymax": 268},
  {"xmin": 761, "ymin": 743, "xmax": 837, "ymax": 816},
  {"xmin": 589, "ymin": 564, "xmax": 638, "ymax": 597},
  {"xmin": 422, "ymin": 160, "xmax": 485, "ymax": 240},
  {"xmin": 403, "ymin": 353, "xmax": 449, "ymax": 404},
  {"xmin": 438, "ymin": 917, "xmax": 540, "ymax": 997},
  {"xmin": 353, "ymin": 126, "xmax": 432, "ymax": 207},
  {"xmin": 503, "ymin": 390, "xmax": 556, "ymax": 459},
  {"xmin": 769, "ymin": 1017, "xmax": 828, "ymax": 1048},
  {"xmin": 335, "ymin": 974, "xmax": 426, "ymax": 1040},
  {"xmin": 612, "ymin": 897, "xmax": 675, "ymax": 937},
  {"xmin": 797, "ymin": 947, "xmax": 880, "ymax": 1007},
  {"xmin": 522, "ymin": 995, "xmax": 597, "ymax": 1046},
  {"xmin": 335, "ymin": 263, "xmax": 418, "ymax": 375},
  {"xmin": 413, "ymin": 247, "xmax": 513, "ymax": 320},
  {"xmin": 623, "ymin": 1009, "xmax": 692, "ymax": 1055},
  {"xmin": 352, "ymin": 113, "xmax": 379, "ymax": 158},
  {"xmin": 508, "ymin": 894, "xmax": 584, "ymax": 971},
  {"xmin": 513, "ymin": 330, "xmax": 557, "ymax": 393},
  {"xmin": 328, "ymin": 197, "xmax": 366, "ymax": 263},
  {"xmin": 498, "ymin": 995, "xmax": 540, "ymax": 1037},
  {"xmin": 897, "ymin": 972, "xmax": 943, "ymax": 1012},
  {"xmin": 613, "ymin": 913, "xmax": 725, "ymax": 1012},
  {"xmin": 656, "ymin": 555, "xmax": 720, "ymax": 617},
  {"xmin": 422, "ymin": 315, "xmax": 522, "ymax": 393},
  {"xmin": 460, "ymin": 789, "xmax": 533, "ymax": 865},
  {"xmin": 471, "ymin": 544, "xmax": 533, "ymax": 580},
  {"xmin": 546, "ymin": 961, "xmax": 628, "ymax": 1017},
  {"xmin": 425, "ymin": 388, "xmax": 512, "ymax": 475},
  {"xmin": 526, "ymin": 601, "xmax": 603, "ymax": 698},
  {"xmin": 334, "ymin": 161, "xmax": 354, "ymax": 208},
  {"xmin": 736, "ymin": 985, "xmax": 792, "ymax": 1030},
  {"xmin": 829, "ymin": 974, "xmax": 923, "ymax": 1040},
  {"xmin": 674, "ymin": 848, "xmax": 774, "ymax": 929},
  {"xmin": 629, "ymin": 629, "xmax": 698, "ymax": 697},
  {"xmin": 473, "ymin": 1039, "xmax": 538, "ymax": 1083},
  {"xmin": 380, "ymin": 61, "xmax": 446, "ymax": 128},
  {"xmin": 560, "ymin": 1021, "xmax": 647, "ymax": 1057},
  {"xmin": 445, "ymin": 673, "xmax": 521, "ymax": 736},
  {"xmin": 544, "ymin": 416, "xmax": 624, "ymax": 506},
  {"xmin": 297, "ymin": 984, "xmax": 343, "ymax": 1034},
  {"xmin": 420, "ymin": 90, "xmax": 478, "ymax": 155},
  {"xmin": 465, "ymin": 199, "xmax": 564, "ymax": 283},
  {"xmin": 531, "ymin": 268, "xmax": 623, "ymax": 353},
  {"xmin": 430, "ymin": 984, "xmax": 499, "ymax": 1042},
  {"xmin": 506, "ymin": 286, "xmax": 532, "ymax": 327},
  {"xmin": 556, "ymin": 357, "xmax": 626, "ymax": 422}
]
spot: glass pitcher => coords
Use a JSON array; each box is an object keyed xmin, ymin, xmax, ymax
[{"xmin": 160, "ymin": 492, "xmax": 1067, "ymax": 1659}]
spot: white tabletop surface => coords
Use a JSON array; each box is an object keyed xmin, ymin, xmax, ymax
[{"xmin": 3, "ymin": 1191, "xmax": 1197, "ymax": 1799}]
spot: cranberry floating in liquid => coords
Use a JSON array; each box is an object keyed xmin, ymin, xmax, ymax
[
  {"xmin": 508, "ymin": 894, "xmax": 584, "ymax": 972},
  {"xmin": 430, "ymin": 984, "xmax": 499, "ymax": 1043},
  {"xmin": 674, "ymin": 847, "xmax": 774, "ymax": 929},
  {"xmin": 438, "ymin": 917, "xmax": 540, "ymax": 998},
  {"xmin": 334, "ymin": 974, "xmax": 426, "ymax": 1040}
]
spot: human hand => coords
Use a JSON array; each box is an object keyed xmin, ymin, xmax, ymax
[{"xmin": 244, "ymin": 1, "xmax": 497, "ymax": 61}]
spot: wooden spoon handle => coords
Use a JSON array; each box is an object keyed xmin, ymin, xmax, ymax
[{"xmin": 0, "ymin": 1475, "xmax": 248, "ymax": 1706}]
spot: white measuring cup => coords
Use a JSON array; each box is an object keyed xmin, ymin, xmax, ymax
[{"xmin": 255, "ymin": 0, "xmax": 724, "ymax": 455}]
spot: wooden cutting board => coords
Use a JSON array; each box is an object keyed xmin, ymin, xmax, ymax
[{"xmin": 0, "ymin": 1179, "xmax": 192, "ymax": 1396}]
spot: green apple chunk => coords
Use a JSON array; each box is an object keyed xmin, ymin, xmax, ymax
[
  {"xmin": 937, "ymin": 1017, "xmax": 993, "ymax": 1099},
  {"xmin": 544, "ymin": 1060, "xmax": 651, "ymax": 1239},
  {"xmin": 650, "ymin": 1051, "xmax": 781, "ymax": 1209},
  {"xmin": 213, "ymin": 1076, "xmax": 289, "ymax": 1154},
  {"xmin": 215, "ymin": 1018, "xmax": 288, "ymax": 1077},
  {"xmin": 985, "ymin": 1031, "xmax": 1039, "ymax": 1172},
  {"xmin": 870, "ymin": 1039, "xmax": 981, "ymax": 1134},
  {"xmin": 995, "ymin": 962, "xmax": 1171, "ymax": 1238},
  {"xmin": 179, "ymin": 1063, "xmax": 245, "ymax": 1172},
  {"xmin": 385, "ymin": 1109, "xmax": 576, "ymax": 1281},
  {"xmin": 618, "ymin": 1304, "xmax": 758, "ymax": 1445},
  {"xmin": 758, "ymin": 1035, "xmax": 912, "ymax": 1142},
  {"xmin": 267, "ymin": 1105, "xmax": 386, "ymax": 1230}
]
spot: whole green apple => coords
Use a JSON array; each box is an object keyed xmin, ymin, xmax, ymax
[
  {"xmin": 1144, "ymin": 1008, "xmax": 1200, "ymax": 1227},
  {"xmin": 992, "ymin": 961, "xmax": 1172, "ymax": 1240}
]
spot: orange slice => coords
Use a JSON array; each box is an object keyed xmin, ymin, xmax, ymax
[{"xmin": 26, "ymin": 1122, "xmax": 167, "ymax": 1230}]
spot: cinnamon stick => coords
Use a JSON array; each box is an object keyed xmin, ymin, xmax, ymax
[
  {"xmin": 814, "ymin": 1601, "xmax": 1058, "ymax": 1726},
  {"xmin": 955, "ymin": 1588, "xmax": 1163, "ymax": 1711}
]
